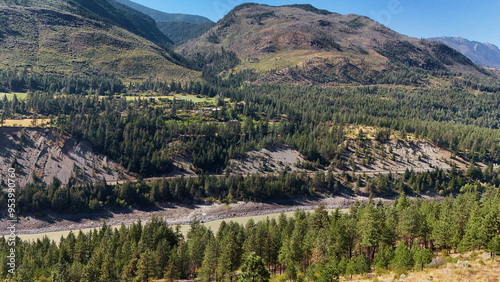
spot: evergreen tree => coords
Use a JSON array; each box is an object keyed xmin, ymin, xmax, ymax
[
  {"xmin": 199, "ymin": 239, "xmax": 218, "ymax": 282},
  {"xmin": 412, "ymin": 245, "xmax": 433, "ymax": 270},
  {"xmin": 52, "ymin": 260, "xmax": 70, "ymax": 282},
  {"xmin": 487, "ymin": 236, "xmax": 500, "ymax": 260},
  {"xmin": 345, "ymin": 257, "xmax": 356, "ymax": 279},
  {"xmin": 358, "ymin": 204, "xmax": 380, "ymax": 260},
  {"xmin": 238, "ymin": 252, "xmax": 270, "ymax": 282},
  {"xmin": 373, "ymin": 245, "xmax": 394, "ymax": 270},
  {"xmin": 391, "ymin": 241, "xmax": 413, "ymax": 270}
]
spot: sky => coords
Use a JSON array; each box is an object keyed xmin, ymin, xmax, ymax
[{"xmin": 131, "ymin": 0, "xmax": 500, "ymax": 47}]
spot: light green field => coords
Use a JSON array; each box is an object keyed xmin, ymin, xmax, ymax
[
  {"xmin": 0, "ymin": 92, "xmax": 28, "ymax": 101},
  {"xmin": 9, "ymin": 208, "xmax": 346, "ymax": 244}
]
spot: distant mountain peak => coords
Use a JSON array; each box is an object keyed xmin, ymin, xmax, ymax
[{"xmin": 428, "ymin": 36, "xmax": 500, "ymax": 68}]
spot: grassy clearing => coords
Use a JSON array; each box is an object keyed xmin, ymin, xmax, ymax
[
  {"xmin": 0, "ymin": 92, "xmax": 28, "ymax": 101},
  {"xmin": 235, "ymin": 49, "xmax": 388, "ymax": 75},
  {"xmin": 10, "ymin": 208, "xmax": 346, "ymax": 244},
  {"xmin": 235, "ymin": 50, "xmax": 329, "ymax": 73},
  {"xmin": 2, "ymin": 119, "xmax": 51, "ymax": 127}
]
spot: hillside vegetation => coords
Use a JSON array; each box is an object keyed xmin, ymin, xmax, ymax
[
  {"xmin": 0, "ymin": 1, "xmax": 197, "ymax": 80},
  {"xmin": 158, "ymin": 20, "xmax": 215, "ymax": 45},
  {"xmin": 113, "ymin": 0, "xmax": 216, "ymax": 45},
  {"xmin": 0, "ymin": 0, "xmax": 172, "ymax": 46},
  {"xmin": 0, "ymin": 3, "xmax": 499, "ymax": 282}
]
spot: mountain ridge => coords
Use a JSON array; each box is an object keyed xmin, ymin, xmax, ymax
[
  {"xmin": 177, "ymin": 3, "xmax": 486, "ymax": 86},
  {"xmin": 114, "ymin": 0, "xmax": 213, "ymax": 23},
  {"xmin": 428, "ymin": 36, "xmax": 500, "ymax": 69}
]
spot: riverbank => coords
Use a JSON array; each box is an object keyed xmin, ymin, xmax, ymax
[{"xmin": 0, "ymin": 194, "xmax": 440, "ymax": 242}]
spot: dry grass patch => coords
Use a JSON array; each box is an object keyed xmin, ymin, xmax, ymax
[
  {"xmin": 349, "ymin": 256, "xmax": 500, "ymax": 282},
  {"xmin": 2, "ymin": 119, "xmax": 51, "ymax": 127}
]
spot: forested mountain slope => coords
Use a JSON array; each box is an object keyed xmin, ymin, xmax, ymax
[
  {"xmin": 113, "ymin": 0, "xmax": 216, "ymax": 45},
  {"xmin": 157, "ymin": 20, "xmax": 216, "ymax": 45}
]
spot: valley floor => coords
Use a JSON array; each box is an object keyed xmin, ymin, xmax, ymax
[{"xmin": 0, "ymin": 193, "xmax": 439, "ymax": 242}]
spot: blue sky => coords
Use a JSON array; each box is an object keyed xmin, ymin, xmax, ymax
[{"xmin": 131, "ymin": 0, "xmax": 500, "ymax": 47}]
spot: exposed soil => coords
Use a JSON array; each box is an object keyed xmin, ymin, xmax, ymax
[
  {"xmin": 229, "ymin": 145, "xmax": 304, "ymax": 174},
  {"xmin": 336, "ymin": 139, "xmax": 468, "ymax": 174},
  {"xmin": 228, "ymin": 139, "xmax": 469, "ymax": 176},
  {"xmin": 0, "ymin": 127, "xmax": 133, "ymax": 186}
]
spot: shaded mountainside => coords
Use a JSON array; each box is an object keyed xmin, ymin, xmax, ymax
[
  {"xmin": 113, "ymin": 0, "xmax": 215, "ymax": 45},
  {"xmin": 177, "ymin": 3, "xmax": 488, "ymax": 86},
  {"xmin": 0, "ymin": 3, "xmax": 198, "ymax": 80},
  {"xmin": 157, "ymin": 20, "xmax": 215, "ymax": 45},
  {"xmin": 0, "ymin": 127, "xmax": 133, "ymax": 187},
  {"xmin": 114, "ymin": 0, "xmax": 213, "ymax": 23},
  {"xmin": 429, "ymin": 36, "xmax": 500, "ymax": 69}
]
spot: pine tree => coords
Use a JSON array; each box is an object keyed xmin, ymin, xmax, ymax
[
  {"xmin": 412, "ymin": 246, "xmax": 433, "ymax": 270},
  {"xmin": 487, "ymin": 236, "xmax": 500, "ymax": 260},
  {"xmin": 217, "ymin": 230, "xmax": 241, "ymax": 281},
  {"xmin": 238, "ymin": 252, "xmax": 270, "ymax": 282},
  {"xmin": 458, "ymin": 206, "xmax": 483, "ymax": 252},
  {"xmin": 52, "ymin": 260, "xmax": 70, "ymax": 282},
  {"xmin": 135, "ymin": 250, "xmax": 158, "ymax": 282},
  {"xmin": 163, "ymin": 248, "xmax": 181, "ymax": 281},
  {"xmin": 199, "ymin": 239, "xmax": 218, "ymax": 282},
  {"xmin": 122, "ymin": 258, "xmax": 138, "ymax": 282},
  {"xmin": 358, "ymin": 204, "xmax": 379, "ymax": 260},
  {"xmin": 397, "ymin": 204, "xmax": 421, "ymax": 247},
  {"xmin": 391, "ymin": 241, "xmax": 413, "ymax": 270},
  {"xmin": 278, "ymin": 237, "xmax": 297, "ymax": 280},
  {"xmin": 82, "ymin": 255, "xmax": 102, "ymax": 282},
  {"xmin": 373, "ymin": 245, "xmax": 394, "ymax": 270},
  {"xmin": 345, "ymin": 257, "xmax": 356, "ymax": 279},
  {"xmin": 317, "ymin": 263, "xmax": 339, "ymax": 282},
  {"xmin": 355, "ymin": 255, "xmax": 370, "ymax": 275}
]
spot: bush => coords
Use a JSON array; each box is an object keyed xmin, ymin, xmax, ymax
[{"xmin": 426, "ymin": 257, "xmax": 447, "ymax": 268}]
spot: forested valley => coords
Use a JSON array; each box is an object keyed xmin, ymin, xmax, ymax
[
  {"xmin": 1, "ymin": 190, "xmax": 499, "ymax": 281},
  {"xmin": 2, "ymin": 52, "xmax": 500, "ymax": 280},
  {"xmin": 1, "ymin": 2, "xmax": 500, "ymax": 281}
]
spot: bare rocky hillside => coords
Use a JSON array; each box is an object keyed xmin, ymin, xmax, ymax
[{"xmin": 0, "ymin": 127, "xmax": 132, "ymax": 187}]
